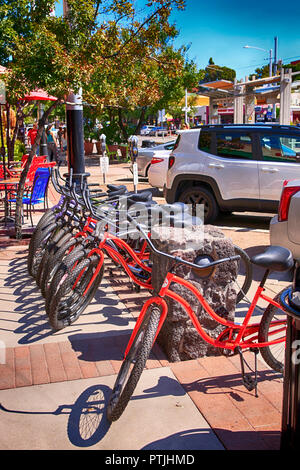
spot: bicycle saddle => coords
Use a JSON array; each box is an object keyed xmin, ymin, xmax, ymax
[
  {"xmin": 250, "ymin": 246, "xmax": 293, "ymax": 272},
  {"xmin": 107, "ymin": 185, "xmax": 127, "ymax": 196},
  {"xmin": 127, "ymin": 199, "xmax": 157, "ymax": 210},
  {"xmin": 107, "ymin": 184, "xmax": 126, "ymax": 192},
  {"xmin": 126, "ymin": 191, "xmax": 153, "ymax": 202}
]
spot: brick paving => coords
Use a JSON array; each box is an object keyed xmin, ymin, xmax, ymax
[
  {"xmin": 0, "ymin": 257, "xmax": 283, "ymax": 450},
  {"xmin": 0, "ymin": 162, "xmax": 284, "ymax": 450}
]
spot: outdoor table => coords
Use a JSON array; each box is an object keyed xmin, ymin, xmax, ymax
[{"xmin": 0, "ymin": 177, "xmax": 19, "ymax": 225}]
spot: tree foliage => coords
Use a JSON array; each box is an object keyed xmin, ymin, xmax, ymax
[
  {"xmin": 0, "ymin": 0, "xmax": 188, "ymax": 237},
  {"xmin": 201, "ymin": 58, "xmax": 236, "ymax": 83}
]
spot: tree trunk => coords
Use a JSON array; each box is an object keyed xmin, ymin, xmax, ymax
[
  {"xmin": 14, "ymin": 100, "xmax": 59, "ymax": 239},
  {"xmin": 134, "ymin": 106, "xmax": 147, "ymax": 135},
  {"xmin": 117, "ymin": 107, "xmax": 129, "ymax": 142}
]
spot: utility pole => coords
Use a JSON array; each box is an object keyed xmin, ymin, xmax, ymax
[
  {"xmin": 274, "ymin": 37, "xmax": 278, "ymax": 75},
  {"xmin": 63, "ymin": 1, "xmax": 85, "ymax": 181}
]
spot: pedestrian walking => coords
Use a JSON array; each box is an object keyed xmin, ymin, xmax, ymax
[
  {"xmin": 46, "ymin": 123, "xmax": 58, "ymax": 162},
  {"xmin": 27, "ymin": 122, "xmax": 39, "ymax": 155}
]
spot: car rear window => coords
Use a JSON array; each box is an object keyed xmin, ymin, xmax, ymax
[
  {"xmin": 172, "ymin": 134, "xmax": 181, "ymax": 151},
  {"xmin": 260, "ymin": 134, "xmax": 300, "ymax": 163},
  {"xmin": 198, "ymin": 130, "xmax": 212, "ymax": 152}
]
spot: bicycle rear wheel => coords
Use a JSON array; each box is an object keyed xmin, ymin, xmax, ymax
[
  {"xmin": 234, "ymin": 245, "xmax": 253, "ymax": 304},
  {"xmin": 107, "ymin": 305, "xmax": 161, "ymax": 422},
  {"xmin": 48, "ymin": 252, "xmax": 104, "ymax": 330},
  {"xmin": 258, "ymin": 286, "xmax": 288, "ymax": 373}
]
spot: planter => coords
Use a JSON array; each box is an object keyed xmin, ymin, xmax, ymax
[
  {"xmin": 107, "ymin": 145, "xmax": 119, "ymax": 162},
  {"xmin": 84, "ymin": 141, "xmax": 94, "ymax": 155},
  {"xmin": 118, "ymin": 145, "xmax": 128, "ymax": 161},
  {"xmin": 96, "ymin": 141, "xmax": 103, "ymax": 155}
]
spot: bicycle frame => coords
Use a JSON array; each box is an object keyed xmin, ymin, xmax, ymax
[
  {"xmin": 123, "ymin": 270, "xmax": 287, "ymax": 359},
  {"xmin": 68, "ymin": 222, "xmax": 153, "ymax": 297}
]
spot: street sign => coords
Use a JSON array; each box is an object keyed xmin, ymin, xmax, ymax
[
  {"xmin": 100, "ymin": 134, "xmax": 108, "ymax": 183},
  {"xmin": 100, "ymin": 155, "xmax": 109, "ymax": 174},
  {"xmin": 132, "ymin": 162, "xmax": 139, "ymax": 189}
]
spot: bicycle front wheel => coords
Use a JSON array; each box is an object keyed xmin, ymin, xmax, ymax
[
  {"xmin": 258, "ymin": 286, "xmax": 289, "ymax": 373},
  {"xmin": 48, "ymin": 252, "xmax": 104, "ymax": 330},
  {"xmin": 107, "ymin": 305, "xmax": 161, "ymax": 422}
]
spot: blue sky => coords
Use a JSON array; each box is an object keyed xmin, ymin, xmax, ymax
[{"xmin": 55, "ymin": 1, "xmax": 300, "ymax": 79}]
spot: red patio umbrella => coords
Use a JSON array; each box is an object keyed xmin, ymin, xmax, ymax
[{"xmin": 20, "ymin": 89, "xmax": 57, "ymax": 102}]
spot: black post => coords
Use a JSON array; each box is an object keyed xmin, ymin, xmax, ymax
[
  {"xmin": 38, "ymin": 103, "xmax": 48, "ymax": 157},
  {"xmin": 281, "ymin": 294, "xmax": 300, "ymax": 449},
  {"xmin": 66, "ymin": 90, "xmax": 86, "ymax": 183}
]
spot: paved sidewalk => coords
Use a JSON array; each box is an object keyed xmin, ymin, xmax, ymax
[{"xmin": 0, "ymin": 162, "xmax": 286, "ymax": 450}]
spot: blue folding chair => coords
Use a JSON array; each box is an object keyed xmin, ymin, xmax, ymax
[{"xmin": 8, "ymin": 167, "xmax": 51, "ymax": 226}]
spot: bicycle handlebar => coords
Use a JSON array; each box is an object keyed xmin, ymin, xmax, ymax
[{"xmin": 126, "ymin": 214, "xmax": 240, "ymax": 272}]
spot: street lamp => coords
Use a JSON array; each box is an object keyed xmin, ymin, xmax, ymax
[{"xmin": 243, "ymin": 45, "xmax": 273, "ymax": 77}]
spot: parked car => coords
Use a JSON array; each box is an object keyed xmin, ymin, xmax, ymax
[
  {"xmin": 136, "ymin": 140, "xmax": 175, "ymax": 177},
  {"xmin": 164, "ymin": 124, "xmax": 300, "ymax": 223},
  {"xmin": 149, "ymin": 126, "xmax": 168, "ymax": 136},
  {"xmin": 148, "ymin": 151, "xmax": 170, "ymax": 188},
  {"xmin": 140, "ymin": 125, "xmax": 157, "ymax": 136},
  {"xmin": 270, "ymin": 179, "xmax": 300, "ymax": 259}
]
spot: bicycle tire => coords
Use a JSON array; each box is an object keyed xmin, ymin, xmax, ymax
[
  {"xmin": 40, "ymin": 234, "xmax": 84, "ymax": 298},
  {"xmin": 36, "ymin": 227, "xmax": 73, "ymax": 290},
  {"xmin": 258, "ymin": 286, "xmax": 288, "ymax": 373},
  {"xmin": 48, "ymin": 253, "xmax": 104, "ymax": 330},
  {"xmin": 44, "ymin": 245, "xmax": 86, "ymax": 313},
  {"xmin": 234, "ymin": 245, "xmax": 253, "ymax": 304},
  {"xmin": 107, "ymin": 305, "xmax": 161, "ymax": 422},
  {"xmin": 28, "ymin": 219, "xmax": 60, "ymax": 278},
  {"xmin": 27, "ymin": 212, "xmax": 56, "ymax": 276}
]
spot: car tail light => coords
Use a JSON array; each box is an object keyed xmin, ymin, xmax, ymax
[
  {"xmin": 278, "ymin": 183, "xmax": 300, "ymax": 222},
  {"xmin": 168, "ymin": 156, "xmax": 175, "ymax": 169},
  {"xmin": 151, "ymin": 157, "xmax": 164, "ymax": 165}
]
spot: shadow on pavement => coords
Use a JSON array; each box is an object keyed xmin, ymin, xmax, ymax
[
  {"xmin": 0, "ymin": 376, "xmax": 186, "ymax": 448},
  {"xmin": 180, "ymin": 367, "xmax": 282, "ymax": 401},
  {"xmin": 3, "ymin": 256, "xmax": 135, "ymax": 344}
]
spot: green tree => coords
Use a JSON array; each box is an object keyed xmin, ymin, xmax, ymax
[
  {"xmin": 253, "ymin": 64, "xmax": 270, "ymax": 79},
  {"xmin": 1, "ymin": 0, "xmax": 186, "ymax": 238},
  {"xmin": 283, "ymin": 62, "xmax": 300, "ymax": 81},
  {"xmin": 201, "ymin": 58, "xmax": 236, "ymax": 83}
]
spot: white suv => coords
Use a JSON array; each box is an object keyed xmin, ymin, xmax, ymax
[
  {"xmin": 270, "ymin": 179, "xmax": 300, "ymax": 259},
  {"xmin": 164, "ymin": 124, "xmax": 300, "ymax": 223}
]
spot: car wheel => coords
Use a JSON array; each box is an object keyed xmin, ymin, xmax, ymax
[{"xmin": 178, "ymin": 185, "xmax": 219, "ymax": 224}]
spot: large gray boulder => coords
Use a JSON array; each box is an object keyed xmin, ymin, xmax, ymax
[{"xmin": 150, "ymin": 225, "xmax": 238, "ymax": 362}]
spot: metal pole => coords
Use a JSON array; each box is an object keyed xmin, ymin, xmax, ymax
[
  {"xmin": 274, "ymin": 37, "xmax": 278, "ymax": 75},
  {"xmin": 269, "ymin": 49, "xmax": 273, "ymax": 77},
  {"xmin": 281, "ymin": 307, "xmax": 300, "ymax": 449},
  {"xmin": 185, "ymin": 88, "xmax": 188, "ymax": 126},
  {"xmin": 129, "ymin": 135, "xmax": 139, "ymax": 193},
  {"xmin": 63, "ymin": 0, "xmax": 85, "ymax": 182},
  {"xmin": 100, "ymin": 133, "xmax": 109, "ymax": 184},
  {"xmin": 38, "ymin": 102, "xmax": 48, "ymax": 157},
  {"xmin": 66, "ymin": 90, "xmax": 85, "ymax": 177}
]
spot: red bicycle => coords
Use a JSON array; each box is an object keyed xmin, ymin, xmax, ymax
[{"xmin": 107, "ymin": 217, "xmax": 293, "ymax": 422}]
